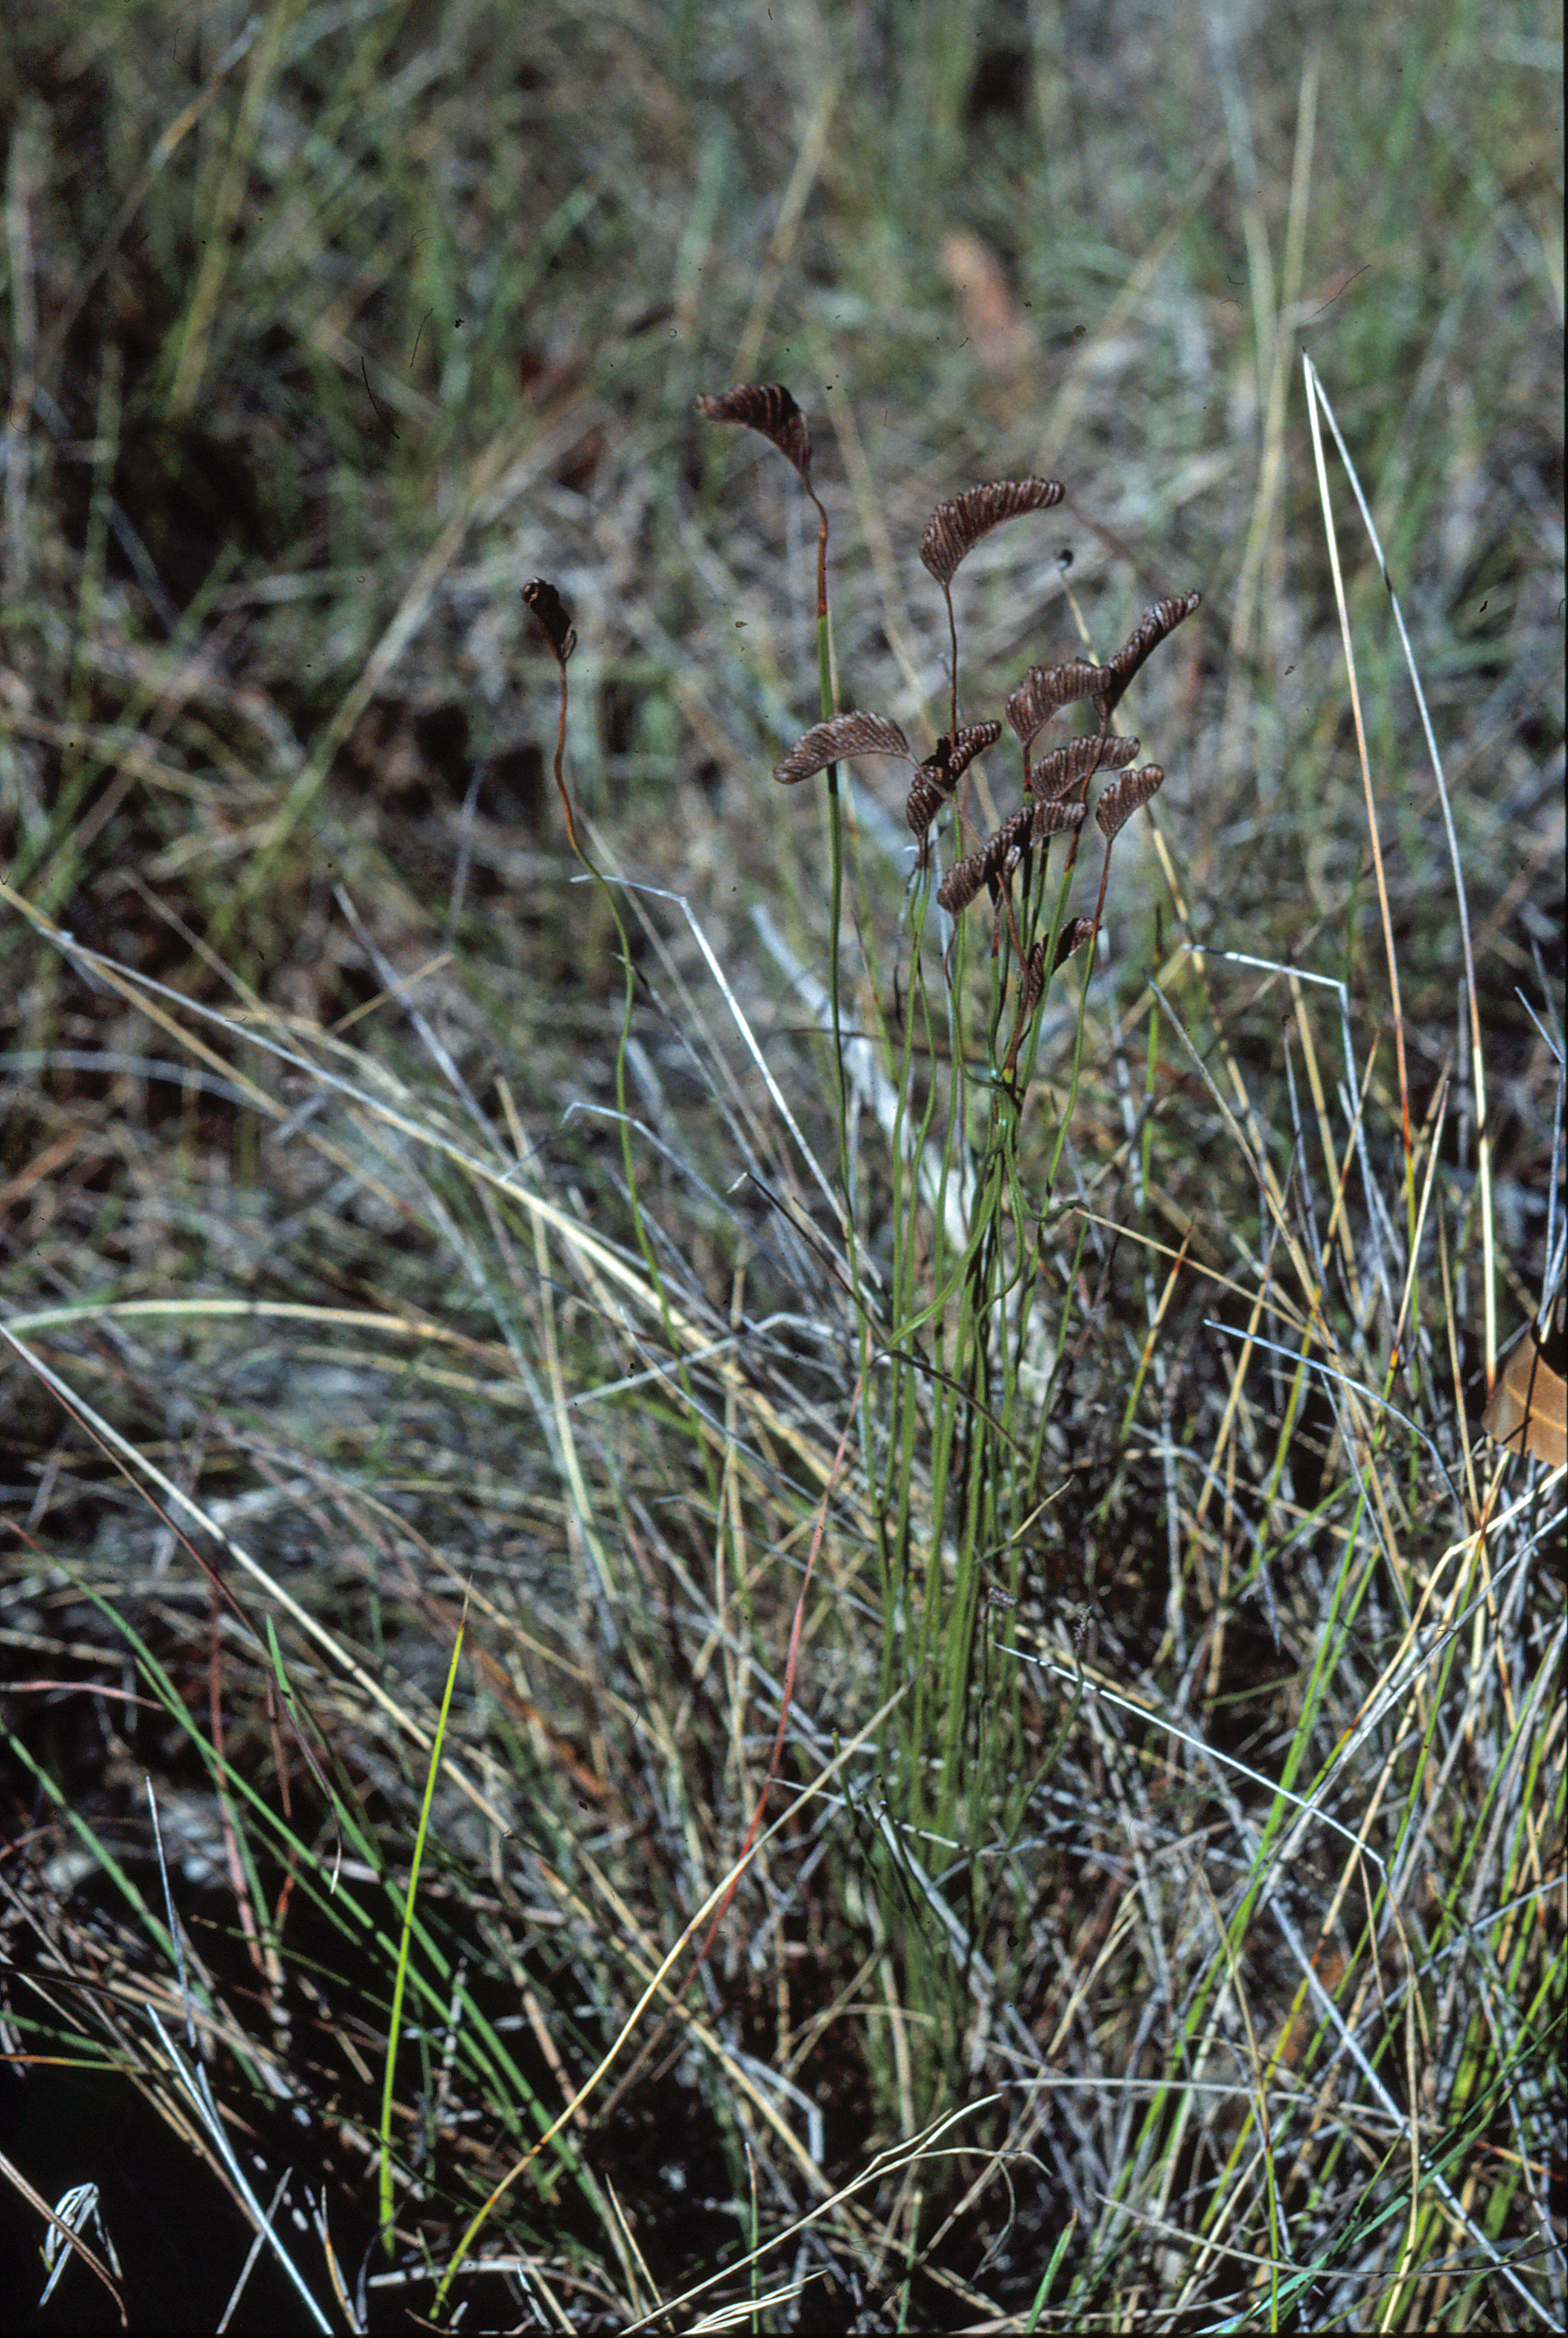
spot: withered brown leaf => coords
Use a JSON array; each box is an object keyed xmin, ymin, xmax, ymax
[{"xmin": 1482, "ymin": 1297, "xmax": 1567, "ymax": 1467}]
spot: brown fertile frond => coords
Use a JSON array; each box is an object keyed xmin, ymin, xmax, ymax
[
  {"xmin": 941, "ymin": 719, "xmax": 1004, "ymax": 778},
  {"xmin": 1014, "ymin": 920, "xmax": 1097, "ymax": 1038},
  {"xmin": 1094, "ymin": 763, "xmax": 1165, "ymax": 838},
  {"xmin": 936, "ymin": 801, "xmax": 1033, "ymax": 914},
  {"xmin": 1054, "ymin": 915, "xmax": 1097, "ymax": 967},
  {"xmin": 1032, "ymin": 732, "xmax": 1139, "ymax": 802},
  {"xmin": 937, "ymin": 838, "xmax": 998, "ymax": 916},
  {"xmin": 905, "ymin": 770, "xmax": 947, "ymax": 841},
  {"xmin": 695, "ymin": 383, "xmax": 814, "ymax": 489},
  {"xmin": 522, "ymin": 579, "xmax": 576, "ymax": 669},
  {"xmin": 1004, "ymin": 657, "xmax": 1110, "ymax": 746},
  {"xmin": 1029, "ymin": 798, "xmax": 1087, "ymax": 841},
  {"xmin": 1094, "ymin": 591, "xmax": 1201, "ymax": 718},
  {"xmin": 939, "ymin": 790, "xmax": 1090, "ymax": 913},
  {"xmin": 1007, "ymin": 919, "xmax": 1095, "ymax": 1073},
  {"xmin": 1018, "ymin": 939, "xmax": 1050, "ymax": 1021},
  {"xmin": 988, "ymin": 799, "xmax": 1037, "ymax": 865},
  {"xmin": 905, "ymin": 719, "xmax": 1005, "ymax": 837},
  {"xmin": 773, "ymin": 710, "xmax": 911, "ymax": 785},
  {"xmin": 918, "ymin": 477, "xmax": 1065, "ymax": 587}
]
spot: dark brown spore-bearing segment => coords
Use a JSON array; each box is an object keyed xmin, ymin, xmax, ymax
[
  {"xmin": 522, "ymin": 579, "xmax": 576, "ymax": 668},
  {"xmin": 1019, "ymin": 916, "xmax": 1097, "ymax": 1016},
  {"xmin": 938, "ymin": 833, "xmax": 1009, "ymax": 918},
  {"xmin": 1032, "ymin": 731, "xmax": 1140, "ymax": 802},
  {"xmin": 1053, "ymin": 915, "xmax": 1097, "ymax": 968},
  {"xmin": 905, "ymin": 721, "xmax": 1004, "ymax": 840},
  {"xmin": 773, "ymin": 710, "xmax": 912, "ymax": 785},
  {"xmin": 1093, "ymin": 592, "xmax": 1201, "ymax": 719},
  {"xmin": 918, "ymin": 477, "xmax": 1065, "ymax": 587},
  {"xmin": 937, "ymin": 797, "xmax": 1085, "ymax": 914},
  {"xmin": 1094, "ymin": 763, "xmax": 1166, "ymax": 839},
  {"xmin": 1004, "ymin": 656, "xmax": 1109, "ymax": 748},
  {"xmin": 1030, "ymin": 797, "xmax": 1090, "ymax": 844},
  {"xmin": 695, "ymin": 383, "xmax": 814, "ymax": 490}
]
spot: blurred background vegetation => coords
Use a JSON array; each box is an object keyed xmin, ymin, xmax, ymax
[{"xmin": 1, "ymin": 0, "xmax": 1561, "ymax": 2329}]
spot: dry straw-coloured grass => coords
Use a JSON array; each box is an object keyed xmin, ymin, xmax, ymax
[{"xmin": 1, "ymin": 3, "xmax": 1562, "ymax": 2330}]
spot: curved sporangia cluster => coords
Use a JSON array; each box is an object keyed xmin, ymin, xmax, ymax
[
  {"xmin": 694, "ymin": 381, "xmax": 815, "ymax": 493},
  {"xmin": 765, "ymin": 596, "xmax": 1193, "ymax": 901},
  {"xmin": 768, "ymin": 587, "xmax": 1195, "ymax": 867},
  {"xmin": 688, "ymin": 383, "xmax": 1201, "ymax": 1075},
  {"xmin": 522, "ymin": 392, "xmax": 1207, "ymax": 1072}
]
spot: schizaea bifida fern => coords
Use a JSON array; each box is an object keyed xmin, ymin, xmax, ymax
[
  {"xmin": 526, "ymin": 386, "xmax": 1199, "ymax": 1085},
  {"xmin": 905, "ymin": 723, "xmax": 1003, "ymax": 847},
  {"xmin": 689, "ymin": 382, "xmax": 1199, "ymax": 1080}
]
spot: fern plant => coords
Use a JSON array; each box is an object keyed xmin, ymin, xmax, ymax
[{"xmin": 526, "ymin": 383, "xmax": 1202, "ymax": 2132}]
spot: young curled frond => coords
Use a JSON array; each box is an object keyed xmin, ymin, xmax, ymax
[
  {"xmin": 522, "ymin": 579, "xmax": 576, "ymax": 669},
  {"xmin": 523, "ymin": 579, "xmax": 580, "ymax": 848}
]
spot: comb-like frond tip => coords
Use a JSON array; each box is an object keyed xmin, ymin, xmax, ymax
[
  {"xmin": 1032, "ymin": 732, "xmax": 1139, "ymax": 802},
  {"xmin": 937, "ymin": 847, "xmax": 988, "ymax": 915},
  {"xmin": 1094, "ymin": 763, "xmax": 1165, "ymax": 838},
  {"xmin": 904, "ymin": 720, "xmax": 1004, "ymax": 837},
  {"xmin": 1095, "ymin": 590, "xmax": 1201, "ymax": 715},
  {"xmin": 773, "ymin": 710, "xmax": 911, "ymax": 784},
  {"xmin": 906, "ymin": 771, "xmax": 944, "ymax": 839},
  {"xmin": 1005, "ymin": 656, "xmax": 1110, "ymax": 745},
  {"xmin": 1053, "ymin": 916, "xmax": 1097, "ymax": 970},
  {"xmin": 944, "ymin": 719, "xmax": 1003, "ymax": 777},
  {"xmin": 938, "ymin": 802, "xmax": 1039, "ymax": 911},
  {"xmin": 1029, "ymin": 797, "xmax": 1087, "ymax": 841},
  {"xmin": 522, "ymin": 578, "xmax": 576, "ymax": 666},
  {"xmin": 1018, "ymin": 939, "xmax": 1050, "ymax": 1019},
  {"xmin": 918, "ymin": 477, "xmax": 1065, "ymax": 587},
  {"xmin": 695, "ymin": 382, "xmax": 814, "ymax": 486}
]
